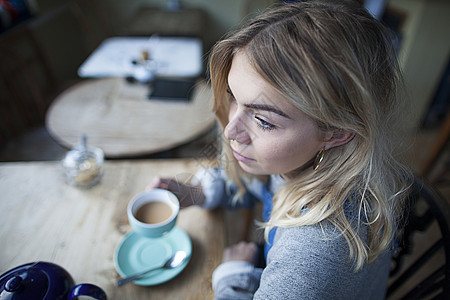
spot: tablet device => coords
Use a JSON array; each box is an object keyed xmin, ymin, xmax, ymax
[{"xmin": 149, "ymin": 79, "xmax": 196, "ymax": 101}]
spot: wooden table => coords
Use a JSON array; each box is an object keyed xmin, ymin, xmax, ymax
[
  {"xmin": 0, "ymin": 159, "xmax": 224, "ymax": 299},
  {"xmin": 45, "ymin": 78, "xmax": 215, "ymax": 158}
]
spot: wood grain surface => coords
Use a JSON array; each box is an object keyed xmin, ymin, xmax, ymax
[
  {"xmin": 0, "ymin": 159, "xmax": 224, "ymax": 300},
  {"xmin": 46, "ymin": 78, "xmax": 215, "ymax": 158}
]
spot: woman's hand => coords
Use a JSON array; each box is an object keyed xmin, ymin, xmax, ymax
[
  {"xmin": 222, "ymin": 241, "xmax": 258, "ymax": 265},
  {"xmin": 148, "ymin": 176, "xmax": 205, "ymax": 208}
]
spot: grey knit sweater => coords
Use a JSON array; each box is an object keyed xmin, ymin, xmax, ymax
[{"xmin": 197, "ymin": 168, "xmax": 392, "ymax": 299}]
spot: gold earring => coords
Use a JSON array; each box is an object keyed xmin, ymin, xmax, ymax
[{"xmin": 313, "ymin": 148, "xmax": 326, "ymax": 170}]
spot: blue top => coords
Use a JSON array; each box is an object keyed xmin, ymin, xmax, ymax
[{"xmin": 261, "ymin": 182, "xmax": 276, "ymax": 259}]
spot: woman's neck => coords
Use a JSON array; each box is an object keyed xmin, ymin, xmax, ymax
[{"xmin": 282, "ymin": 157, "xmax": 315, "ymax": 180}]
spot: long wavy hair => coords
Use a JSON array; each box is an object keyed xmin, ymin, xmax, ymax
[{"xmin": 209, "ymin": 0, "xmax": 411, "ymax": 270}]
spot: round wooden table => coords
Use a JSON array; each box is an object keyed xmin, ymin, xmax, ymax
[{"xmin": 46, "ymin": 78, "xmax": 215, "ymax": 158}]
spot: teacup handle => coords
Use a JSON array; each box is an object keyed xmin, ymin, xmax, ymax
[{"xmin": 68, "ymin": 283, "xmax": 107, "ymax": 300}]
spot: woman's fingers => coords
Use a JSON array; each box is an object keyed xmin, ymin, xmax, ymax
[{"xmin": 146, "ymin": 177, "xmax": 204, "ymax": 207}]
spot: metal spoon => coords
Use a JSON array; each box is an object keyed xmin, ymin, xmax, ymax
[{"xmin": 116, "ymin": 251, "xmax": 188, "ymax": 286}]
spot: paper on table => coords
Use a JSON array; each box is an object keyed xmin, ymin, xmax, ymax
[{"xmin": 78, "ymin": 36, "xmax": 203, "ymax": 78}]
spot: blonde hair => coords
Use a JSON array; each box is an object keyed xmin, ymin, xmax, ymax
[{"xmin": 209, "ymin": 0, "xmax": 410, "ymax": 270}]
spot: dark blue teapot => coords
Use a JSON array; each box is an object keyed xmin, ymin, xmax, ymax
[{"xmin": 0, "ymin": 262, "xmax": 107, "ymax": 299}]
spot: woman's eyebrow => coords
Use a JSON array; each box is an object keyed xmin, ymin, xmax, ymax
[
  {"xmin": 227, "ymin": 81, "xmax": 291, "ymax": 119},
  {"xmin": 244, "ymin": 103, "xmax": 291, "ymax": 119}
]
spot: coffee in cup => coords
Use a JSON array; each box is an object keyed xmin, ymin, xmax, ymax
[
  {"xmin": 135, "ymin": 201, "xmax": 173, "ymax": 224},
  {"xmin": 128, "ymin": 189, "xmax": 180, "ymax": 238}
]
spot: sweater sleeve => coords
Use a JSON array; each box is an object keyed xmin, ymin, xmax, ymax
[
  {"xmin": 213, "ymin": 223, "xmax": 391, "ymax": 300},
  {"xmin": 195, "ymin": 168, "xmax": 262, "ymax": 210},
  {"xmin": 254, "ymin": 224, "xmax": 354, "ymax": 299},
  {"xmin": 255, "ymin": 224, "xmax": 390, "ymax": 300},
  {"xmin": 212, "ymin": 261, "xmax": 263, "ymax": 300}
]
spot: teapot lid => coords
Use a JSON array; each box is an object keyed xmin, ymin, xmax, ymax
[{"xmin": 0, "ymin": 262, "xmax": 74, "ymax": 300}]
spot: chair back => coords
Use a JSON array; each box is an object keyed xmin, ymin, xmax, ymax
[
  {"xmin": 0, "ymin": 26, "xmax": 54, "ymax": 144},
  {"xmin": 387, "ymin": 176, "xmax": 450, "ymax": 299}
]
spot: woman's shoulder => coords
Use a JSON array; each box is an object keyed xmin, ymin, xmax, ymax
[
  {"xmin": 259, "ymin": 222, "xmax": 391, "ymax": 300},
  {"xmin": 273, "ymin": 222, "xmax": 350, "ymax": 256},
  {"xmin": 269, "ymin": 216, "xmax": 369, "ymax": 267}
]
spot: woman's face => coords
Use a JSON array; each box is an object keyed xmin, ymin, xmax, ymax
[{"xmin": 224, "ymin": 51, "xmax": 327, "ymax": 176}]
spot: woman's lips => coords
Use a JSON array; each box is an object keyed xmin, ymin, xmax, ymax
[{"xmin": 232, "ymin": 150, "xmax": 254, "ymax": 163}]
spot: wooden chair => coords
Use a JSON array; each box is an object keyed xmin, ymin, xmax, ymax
[
  {"xmin": 0, "ymin": 25, "xmax": 55, "ymax": 145},
  {"xmin": 387, "ymin": 176, "xmax": 450, "ymax": 299},
  {"xmin": 0, "ymin": 3, "xmax": 108, "ymax": 159},
  {"xmin": 419, "ymin": 113, "xmax": 450, "ymax": 186},
  {"xmin": 69, "ymin": 0, "xmax": 114, "ymax": 50}
]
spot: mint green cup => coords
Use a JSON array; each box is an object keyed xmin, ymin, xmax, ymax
[{"xmin": 127, "ymin": 189, "xmax": 180, "ymax": 238}]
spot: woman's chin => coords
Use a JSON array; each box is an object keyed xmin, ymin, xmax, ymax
[{"xmin": 237, "ymin": 161, "xmax": 269, "ymax": 175}]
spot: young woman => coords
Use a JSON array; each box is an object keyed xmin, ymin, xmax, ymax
[{"xmin": 151, "ymin": 1, "xmax": 411, "ymax": 298}]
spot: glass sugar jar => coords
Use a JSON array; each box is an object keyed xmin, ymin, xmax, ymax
[{"xmin": 62, "ymin": 136, "xmax": 104, "ymax": 188}]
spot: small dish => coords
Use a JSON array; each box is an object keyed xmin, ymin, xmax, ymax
[{"xmin": 114, "ymin": 227, "xmax": 191, "ymax": 286}]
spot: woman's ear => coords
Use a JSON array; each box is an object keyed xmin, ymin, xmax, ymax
[{"xmin": 323, "ymin": 129, "xmax": 355, "ymax": 150}]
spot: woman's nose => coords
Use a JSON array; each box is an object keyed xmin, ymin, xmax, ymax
[{"xmin": 224, "ymin": 115, "xmax": 251, "ymax": 145}]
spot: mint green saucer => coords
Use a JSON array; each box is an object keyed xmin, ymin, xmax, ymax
[{"xmin": 114, "ymin": 226, "xmax": 191, "ymax": 286}]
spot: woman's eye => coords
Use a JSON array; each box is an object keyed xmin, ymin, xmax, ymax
[
  {"xmin": 226, "ymin": 88, "xmax": 235, "ymax": 101},
  {"xmin": 255, "ymin": 115, "xmax": 276, "ymax": 131},
  {"xmin": 226, "ymin": 88, "xmax": 232, "ymax": 95}
]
